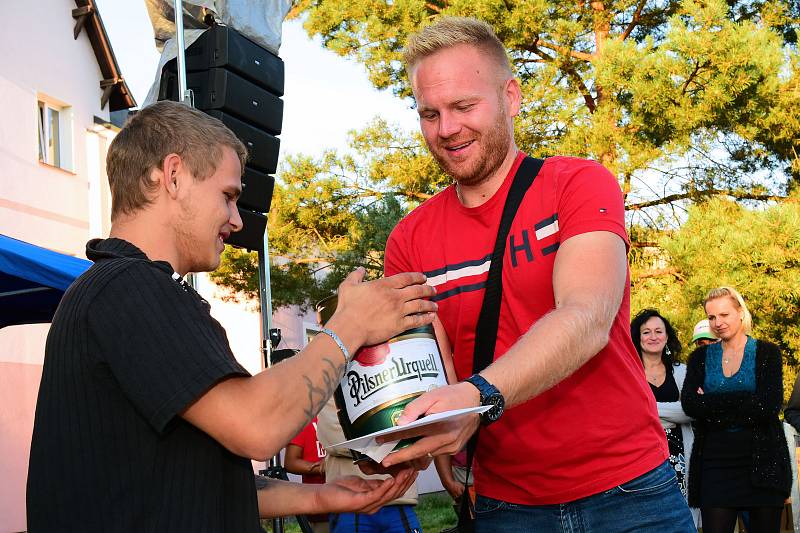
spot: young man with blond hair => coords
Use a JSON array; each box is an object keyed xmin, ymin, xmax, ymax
[
  {"xmin": 26, "ymin": 101, "xmax": 437, "ymax": 532},
  {"xmin": 381, "ymin": 17, "xmax": 695, "ymax": 531}
]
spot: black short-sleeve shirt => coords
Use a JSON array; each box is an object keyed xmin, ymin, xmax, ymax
[{"xmin": 27, "ymin": 238, "xmax": 260, "ymax": 532}]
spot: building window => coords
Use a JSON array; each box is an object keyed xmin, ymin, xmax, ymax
[{"xmin": 37, "ymin": 98, "xmax": 73, "ymax": 171}]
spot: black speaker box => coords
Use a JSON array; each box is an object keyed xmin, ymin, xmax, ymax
[
  {"xmin": 182, "ymin": 24, "xmax": 284, "ymax": 96},
  {"xmin": 240, "ymin": 166, "xmax": 274, "ymax": 213},
  {"xmin": 226, "ymin": 207, "xmax": 267, "ymax": 250},
  {"xmin": 157, "ymin": 24, "xmax": 283, "ymax": 251},
  {"xmin": 159, "ymin": 68, "xmax": 283, "ymax": 135},
  {"xmin": 205, "ymin": 111, "xmax": 280, "ymax": 174}
]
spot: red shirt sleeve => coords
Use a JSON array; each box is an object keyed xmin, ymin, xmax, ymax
[{"xmin": 553, "ymin": 158, "xmax": 629, "ymax": 249}]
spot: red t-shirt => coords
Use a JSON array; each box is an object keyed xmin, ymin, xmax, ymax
[
  {"xmin": 384, "ymin": 153, "xmax": 667, "ymax": 505},
  {"xmin": 289, "ymin": 418, "xmax": 326, "ymax": 485}
]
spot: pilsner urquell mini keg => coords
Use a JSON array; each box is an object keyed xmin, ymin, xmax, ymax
[{"xmin": 316, "ymin": 294, "xmax": 448, "ymax": 458}]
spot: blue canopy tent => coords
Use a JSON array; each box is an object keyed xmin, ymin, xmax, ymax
[{"xmin": 0, "ymin": 234, "xmax": 91, "ymax": 328}]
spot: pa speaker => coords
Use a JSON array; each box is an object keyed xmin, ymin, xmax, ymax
[
  {"xmin": 158, "ymin": 24, "xmax": 284, "ymax": 252},
  {"xmin": 240, "ymin": 166, "xmax": 274, "ymax": 213},
  {"xmin": 205, "ymin": 111, "xmax": 280, "ymax": 174},
  {"xmin": 181, "ymin": 24, "xmax": 284, "ymax": 96},
  {"xmin": 159, "ymin": 68, "xmax": 283, "ymax": 135},
  {"xmin": 226, "ymin": 207, "xmax": 267, "ymax": 251}
]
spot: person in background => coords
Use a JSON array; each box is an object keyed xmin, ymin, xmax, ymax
[
  {"xmin": 692, "ymin": 319, "xmax": 719, "ymax": 348},
  {"xmin": 433, "ymin": 450, "xmax": 473, "ymax": 510},
  {"xmin": 285, "ymin": 418, "xmax": 330, "ymax": 533},
  {"xmin": 785, "ymin": 375, "xmax": 800, "ymax": 433},
  {"xmin": 682, "ymin": 287, "xmax": 790, "ymax": 533},
  {"xmin": 631, "ymin": 309, "xmax": 699, "ymax": 528}
]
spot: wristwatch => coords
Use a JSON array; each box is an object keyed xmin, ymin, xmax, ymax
[{"xmin": 464, "ymin": 374, "xmax": 505, "ymax": 425}]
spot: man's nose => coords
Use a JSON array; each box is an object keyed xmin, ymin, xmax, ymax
[
  {"xmin": 438, "ymin": 111, "xmax": 461, "ymax": 138},
  {"xmin": 230, "ymin": 205, "xmax": 243, "ymax": 232}
]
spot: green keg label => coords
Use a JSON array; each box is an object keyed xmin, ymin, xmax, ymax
[
  {"xmin": 334, "ymin": 325, "xmax": 447, "ymax": 444},
  {"xmin": 346, "ymin": 353, "xmax": 441, "ymax": 407}
]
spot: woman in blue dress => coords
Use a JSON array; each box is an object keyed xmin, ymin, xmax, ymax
[{"xmin": 682, "ymin": 287, "xmax": 791, "ymax": 533}]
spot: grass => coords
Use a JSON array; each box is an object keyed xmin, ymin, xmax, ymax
[
  {"xmin": 417, "ymin": 491, "xmax": 459, "ymax": 531},
  {"xmin": 261, "ymin": 491, "xmax": 458, "ymax": 532}
]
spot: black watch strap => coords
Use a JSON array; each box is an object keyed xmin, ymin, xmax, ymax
[{"xmin": 465, "ymin": 374, "xmax": 505, "ymax": 425}]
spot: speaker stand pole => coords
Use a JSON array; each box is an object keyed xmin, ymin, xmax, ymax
[
  {"xmin": 173, "ymin": 0, "xmax": 194, "ymax": 107},
  {"xmin": 174, "ymin": 0, "xmax": 201, "ymax": 291},
  {"xmin": 257, "ymin": 226, "xmax": 285, "ymax": 533}
]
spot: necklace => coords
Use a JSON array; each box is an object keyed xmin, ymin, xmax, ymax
[
  {"xmin": 645, "ymin": 362, "xmax": 665, "ymax": 385},
  {"xmin": 723, "ymin": 342, "xmax": 745, "ymax": 365}
]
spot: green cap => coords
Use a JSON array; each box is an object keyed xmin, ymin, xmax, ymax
[{"xmin": 691, "ymin": 319, "xmax": 717, "ymax": 343}]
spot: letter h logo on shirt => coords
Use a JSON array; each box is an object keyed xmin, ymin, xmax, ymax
[{"xmin": 507, "ymin": 213, "xmax": 560, "ymax": 268}]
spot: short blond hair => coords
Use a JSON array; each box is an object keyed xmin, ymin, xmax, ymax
[
  {"xmin": 107, "ymin": 101, "xmax": 247, "ymax": 220},
  {"xmin": 704, "ymin": 286, "xmax": 753, "ymax": 334},
  {"xmin": 403, "ymin": 16, "xmax": 512, "ymax": 77}
]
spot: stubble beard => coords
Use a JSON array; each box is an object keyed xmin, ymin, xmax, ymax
[
  {"xmin": 175, "ymin": 200, "xmax": 218, "ymax": 273},
  {"xmin": 428, "ymin": 108, "xmax": 513, "ymax": 189}
]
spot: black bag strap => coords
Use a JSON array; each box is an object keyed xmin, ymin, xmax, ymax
[
  {"xmin": 458, "ymin": 156, "xmax": 544, "ymax": 531},
  {"xmin": 472, "ymin": 156, "xmax": 544, "ymax": 374}
]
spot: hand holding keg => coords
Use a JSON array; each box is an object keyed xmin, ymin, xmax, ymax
[
  {"xmin": 380, "ymin": 382, "xmax": 482, "ymax": 468},
  {"xmin": 323, "ymin": 267, "xmax": 438, "ymax": 349}
]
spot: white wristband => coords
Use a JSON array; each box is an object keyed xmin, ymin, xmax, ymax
[{"xmin": 320, "ymin": 327, "xmax": 351, "ymax": 363}]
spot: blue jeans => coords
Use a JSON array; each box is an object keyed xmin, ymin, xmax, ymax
[
  {"xmin": 474, "ymin": 460, "xmax": 695, "ymax": 533},
  {"xmin": 329, "ymin": 504, "xmax": 421, "ymax": 533}
]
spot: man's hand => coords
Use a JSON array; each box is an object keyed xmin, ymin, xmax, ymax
[
  {"xmin": 379, "ymin": 382, "xmax": 481, "ymax": 467},
  {"xmin": 329, "ymin": 269, "xmax": 438, "ymax": 348},
  {"xmin": 434, "ymin": 455, "xmax": 464, "ymax": 500},
  {"xmin": 313, "ymin": 469, "xmax": 418, "ymax": 515},
  {"xmin": 257, "ymin": 469, "xmax": 417, "ymax": 518},
  {"xmin": 443, "ymin": 477, "xmax": 465, "ymax": 500},
  {"xmin": 309, "ymin": 461, "xmax": 325, "ymax": 476},
  {"xmin": 356, "ymin": 455, "xmax": 433, "ymax": 476}
]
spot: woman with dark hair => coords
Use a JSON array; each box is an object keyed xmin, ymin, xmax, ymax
[
  {"xmin": 631, "ymin": 309, "xmax": 696, "ymax": 522},
  {"xmin": 681, "ymin": 287, "xmax": 790, "ymax": 533}
]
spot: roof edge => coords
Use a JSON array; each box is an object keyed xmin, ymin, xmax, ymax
[{"xmin": 73, "ymin": 0, "xmax": 137, "ymax": 111}]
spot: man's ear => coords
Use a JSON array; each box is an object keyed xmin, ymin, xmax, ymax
[
  {"xmin": 161, "ymin": 153, "xmax": 183, "ymax": 199},
  {"xmin": 505, "ymin": 77, "xmax": 522, "ymax": 118}
]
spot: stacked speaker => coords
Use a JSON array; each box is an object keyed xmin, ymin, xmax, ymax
[{"xmin": 159, "ymin": 24, "xmax": 282, "ymax": 251}]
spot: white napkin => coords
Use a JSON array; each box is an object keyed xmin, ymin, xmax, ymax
[{"xmin": 328, "ymin": 406, "xmax": 491, "ymax": 462}]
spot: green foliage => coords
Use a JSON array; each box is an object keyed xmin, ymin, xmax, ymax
[
  {"xmin": 214, "ymin": 0, "xmax": 800, "ymax": 332},
  {"xmin": 291, "ymin": 0, "xmax": 800, "ymax": 190},
  {"xmin": 631, "ymin": 193, "xmax": 800, "ymax": 399}
]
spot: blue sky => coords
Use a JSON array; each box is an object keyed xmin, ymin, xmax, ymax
[{"xmin": 95, "ymin": 1, "xmax": 419, "ymax": 159}]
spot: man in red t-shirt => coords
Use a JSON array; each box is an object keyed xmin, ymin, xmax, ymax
[
  {"xmin": 286, "ymin": 418, "xmax": 329, "ymax": 532},
  {"xmin": 379, "ymin": 16, "xmax": 695, "ymax": 531}
]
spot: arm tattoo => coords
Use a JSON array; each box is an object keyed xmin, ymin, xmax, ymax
[{"xmin": 294, "ymin": 355, "xmax": 347, "ymax": 437}]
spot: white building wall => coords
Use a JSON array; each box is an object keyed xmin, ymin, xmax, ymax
[
  {"xmin": 0, "ymin": 0, "xmax": 111, "ymax": 255},
  {"xmin": 0, "ymin": 2, "xmax": 118, "ymax": 531}
]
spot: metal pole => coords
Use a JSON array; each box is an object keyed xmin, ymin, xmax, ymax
[
  {"xmin": 257, "ymin": 227, "xmax": 283, "ymax": 533},
  {"xmin": 173, "ymin": 0, "xmax": 193, "ymax": 106},
  {"xmin": 174, "ymin": 0, "xmax": 198, "ymax": 292},
  {"xmin": 258, "ymin": 228, "xmax": 274, "ymax": 365}
]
